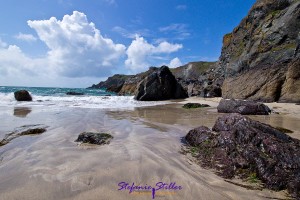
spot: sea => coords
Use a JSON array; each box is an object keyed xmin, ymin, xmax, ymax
[{"xmin": 0, "ymin": 86, "xmax": 168, "ymax": 109}]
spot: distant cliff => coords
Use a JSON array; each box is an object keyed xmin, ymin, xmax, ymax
[
  {"xmin": 89, "ymin": 62, "xmax": 222, "ymax": 97},
  {"xmin": 220, "ymin": 0, "xmax": 300, "ymax": 102}
]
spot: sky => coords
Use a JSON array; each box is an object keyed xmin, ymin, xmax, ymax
[{"xmin": 0, "ymin": 0, "xmax": 256, "ymax": 88}]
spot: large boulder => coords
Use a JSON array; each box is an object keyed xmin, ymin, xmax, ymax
[
  {"xmin": 217, "ymin": 99, "xmax": 271, "ymax": 115},
  {"xmin": 185, "ymin": 113, "xmax": 300, "ymax": 199},
  {"xmin": 14, "ymin": 90, "xmax": 32, "ymax": 101},
  {"xmin": 134, "ymin": 66, "xmax": 188, "ymax": 101}
]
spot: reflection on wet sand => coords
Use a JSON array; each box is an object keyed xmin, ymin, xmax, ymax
[
  {"xmin": 13, "ymin": 107, "xmax": 32, "ymax": 118},
  {"xmin": 0, "ymin": 104, "xmax": 298, "ymax": 200}
]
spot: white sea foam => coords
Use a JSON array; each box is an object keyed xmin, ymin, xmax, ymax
[{"xmin": 0, "ymin": 92, "xmax": 169, "ymax": 109}]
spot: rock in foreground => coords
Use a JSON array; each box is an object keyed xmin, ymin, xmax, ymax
[
  {"xmin": 14, "ymin": 90, "xmax": 32, "ymax": 101},
  {"xmin": 217, "ymin": 99, "xmax": 271, "ymax": 115},
  {"xmin": 134, "ymin": 66, "xmax": 188, "ymax": 101},
  {"xmin": 185, "ymin": 113, "xmax": 300, "ymax": 199},
  {"xmin": 75, "ymin": 132, "xmax": 113, "ymax": 145},
  {"xmin": 0, "ymin": 125, "xmax": 46, "ymax": 146},
  {"xmin": 183, "ymin": 103, "xmax": 210, "ymax": 109}
]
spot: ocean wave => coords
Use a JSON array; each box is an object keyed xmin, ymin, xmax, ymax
[{"xmin": 0, "ymin": 92, "xmax": 169, "ymax": 109}]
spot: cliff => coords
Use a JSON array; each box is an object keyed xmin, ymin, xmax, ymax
[{"xmin": 220, "ymin": 0, "xmax": 300, "ymax": 102}]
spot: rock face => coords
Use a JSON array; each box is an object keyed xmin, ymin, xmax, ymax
[
  {"xmin": 118, "ymin": 67, "xmax": 158, "ymax": 95},
  {"xmin": 171, "ymin": 62, "xmax": 223, "ymax": 97},
  {"xmin": 220, "ymin": 0, "xmax": 300, "ymax": 102},
  {"xmin": 75, "ymin": 132, "xmax": 113, "ymax": 145},
  {"xmin": 217, "ymin": 99, "xmax": 271, "ymax": 115},
  {"xmin": 14, "ymin": 90, "xmax": 32, "ymax": 101},
  {"xmin": 134, "ymin": 66, "xmax": 188, "ymax": 101},
  {"xmin": 185, "ymin": 113, "xmax": 300, "ymax": 199}
]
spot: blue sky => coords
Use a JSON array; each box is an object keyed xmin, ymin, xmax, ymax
[{"xmin": 0, "ymin": 0, "xmax": 256, "ymax": 87}]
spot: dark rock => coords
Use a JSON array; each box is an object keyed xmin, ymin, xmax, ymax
[
  {"xmin": 134, "ymin": 66, "xmax": 188, "ymax": 101},
  {"xmin": 182, "ymin": 103, "xmax": 210, "ymax": 109},
  {"xmin": 0, "ymin": 125, "xmax": 46, "ymax": 146},
  {"xmin": 185, "ymin": 113, "xmax": 300, "ymax": 199},
  {"xmin": 217, "ymin": 99, "xmax": 271, "ymax": 115},
  {"xmin": 14, "ymin": 90, "xmax": 32, "ymax": 101},
  {"xmin": 75, "ymin": 132, "xmax": 113, "ymax": 145},
  {"xmin": 66, "ymin": 92, "xmax": 84, "ymax": 95}
]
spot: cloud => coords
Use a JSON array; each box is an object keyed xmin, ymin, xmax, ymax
[
  {"xmin": 125, "ymin": 35, "xmax": 182, "ymax": 72},
  {"xmin": 175, "ymin": 5, "xmax": 187, "ymax": 10},
  {"xmin": 159, "ymin": 23, "xmax": 190, "ymax": 40},
  {"xmin": 169, "ymin": 57, "xmax": 182, "ymax": 68},
  {"xmin": 26, "ymin": 11, "xmax": 126, "ymax": 77},
  {"xmin": 15, "ymin": 33, "xmax": 37, "ymax": 42}
]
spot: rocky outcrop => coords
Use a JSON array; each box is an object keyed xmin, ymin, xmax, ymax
[
  {"xmin": 88, "ymin": 74, "xmax": 132, "ymax": 93},
  {"xmin": 134, "ymin": 66, "xmax": 188, "ymax": 101},
  {"xmin": 14, "ymin": 90, "xmax": 32, "ymax": 101},
  {"xmin": 217, "ymin": 99, "xmax": 271, "ymax": 115},
  {"xmin": 220, "ymin": 0, "xmax": 300, "ymax": 102},
  {"xmin": 88, "ymin": 62, "xmax": 223, "ymax": 98},
  {"xmin": 185, "ymin": 113, "xmax": 300, "ymax": 199},
  {"xmin": 75, "ymin": 132, "xmax": 113, "ymax": 145}
]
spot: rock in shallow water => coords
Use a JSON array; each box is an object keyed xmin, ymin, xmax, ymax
[
  {"xmin": 217, "ymin": 99, "xmax": 271, "ymax": 115},
  {"xmin": 66, "ymin": 92, "xmax": 84, "ymax": 95},
  {"xmin": 75, "ymin": 132, "xmax": 113, "ymax": 145},
  {"xmin": 14, "ymin": 90, "xmax": 32, "ymax": 101},
  {"xmin": 185, "ymin": 113, "xmax": 300, "ymax": 199},
  {"xmin": 0, "ymin": 125, "xmax": 46, "ymax": 146},
  {"xmin": 182, "ymin": 103, "xmax": 210, "ymax": 109}
]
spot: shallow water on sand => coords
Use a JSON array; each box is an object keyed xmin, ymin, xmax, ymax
[{"xmin": 0, "ymin": 104, "xmax": 298, "ymax": 200}]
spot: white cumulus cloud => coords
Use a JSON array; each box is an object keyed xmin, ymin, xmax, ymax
[
  {"xmin": 15, "ymin": 33, "xmax": 37, "ymax": 42},
  {"xmin": 169, "ymin": 57, "xmax": 182, "ymax": 68},
  {"xmin": 125, "ymin": 35, "xmax": 182, "ymax": 72},
  {"xmin": 27, "ymin": 11, "xmax": 126, "ymax": 77}
]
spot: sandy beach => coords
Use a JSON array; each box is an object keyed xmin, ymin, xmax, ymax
[{"xmin": 0, "ymin": 98, "xmax": 299, "ymax": 200}]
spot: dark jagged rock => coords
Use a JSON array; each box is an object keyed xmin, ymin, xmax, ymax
[
  {"xmin": 185, "ymin": 113, "xmax": 300, "ymax": 199},
  {"xmin": 220, "ymin": 0, "xmax": 300, "ymax": 102},
  {"xmin": 182, "ymin": 103, "xmax": 210, "ymax": 109},
  {"xmin": 14, "ymin": 90, "xmax": 32, "ymax": 101},
  {"xmin": 66, "ymin": 92, "xmax": 84, "ymax": 95},
  {"xmin": 75, "ymin": 132, "xmax": 113, "ymax": 145},
  {"xmin": 134, "ymin": 66, "xmax": 188, "ymax": 101},
  {"xmin": 217, "ymin": 99, "xmax": 271, "ymax": 115},
  {"xmin": 0, "ymin": 125, "xmax": 46, "ymax": 146}
]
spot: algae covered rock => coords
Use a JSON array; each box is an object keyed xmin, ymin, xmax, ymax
[{"xmin": 75, "ymin": 132, "xmax": 113, "ymax": 145}]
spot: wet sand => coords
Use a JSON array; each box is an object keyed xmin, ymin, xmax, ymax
[{"xmin": 0, "ymin": 100, "xmax": 299, "ymax": 200}]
